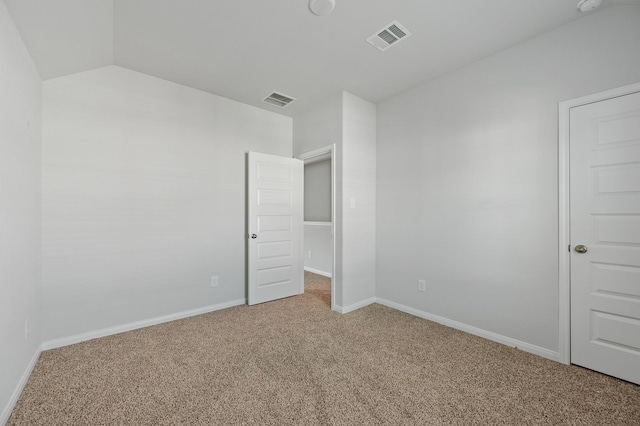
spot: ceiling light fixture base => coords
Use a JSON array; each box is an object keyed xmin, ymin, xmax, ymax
[
  {"xmin": 309, "ymin": 0, "xmax": 336, "ymax": 16},
  {"xmin": 577, "ymin": 0, "xmax": 602, "ymax": 12}
]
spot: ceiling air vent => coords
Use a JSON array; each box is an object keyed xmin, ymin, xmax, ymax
[
  {"xmin": 366, "ymin": 20, "xmax": 412, "ymax": 52},
  {"xmin": 263, "ymin": 92, "xmax": 296, "ymax": 108}
]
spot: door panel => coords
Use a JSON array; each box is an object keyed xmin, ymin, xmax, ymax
[
  {"xmin": 570, "ymin": 90, "xmax": 640, "ymax": 384},
  {"xmin": 248, "ymin": 152, "xmax": 303, "ymax": 305}
]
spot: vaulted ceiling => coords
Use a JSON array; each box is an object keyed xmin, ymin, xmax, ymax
[{"xmin": 4, "ymin": 0, "xmax": 635, "ymax": 116}]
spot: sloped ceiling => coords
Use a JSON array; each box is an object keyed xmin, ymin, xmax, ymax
[{"xmin": 4, "ymin": 0, "xmax": 635, "ymax": 116}]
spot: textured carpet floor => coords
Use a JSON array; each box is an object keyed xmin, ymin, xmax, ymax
[{"xmin": 9, "ymin": 272, "xmax": 640, "ymax": 425}]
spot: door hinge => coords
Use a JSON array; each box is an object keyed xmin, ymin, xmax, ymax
[{"xmin": 568, "ymin": 244, "xmax": 571, "ymax": 252}]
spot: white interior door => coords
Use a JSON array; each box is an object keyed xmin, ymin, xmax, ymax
[
  {"xmin": 570, "ymin": 90, "xmax": 640, "ymax": 384},
  {"xmin": 247, "ymin": 152, "xmax": 303, "ymax": 305}
]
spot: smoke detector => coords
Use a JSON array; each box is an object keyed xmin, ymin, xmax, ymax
[
  {"xmin": 309, "ymin": 0, "xmax": 335, "ymax": 16},
  {"xmin": 367, "ymin": 20, "xmax": 412, "ymax": 52},
  {"xmin": 577, "ymin": 0, "xmax": 601, "ymax": 12},
  {"xmin": 263, "ymin": 92, "xmax": 296, "ymax": 108}
]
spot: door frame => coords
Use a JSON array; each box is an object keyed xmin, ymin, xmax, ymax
[
  {"xmin": 297, "ymin": 144, "xmax": 337, "ymax": 311},
  {"xmin": 557, "ymin": 81, "xmax": 640, "ymax": 365}
]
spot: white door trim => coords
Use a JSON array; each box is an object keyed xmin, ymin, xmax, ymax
[
  {"xmin": 297, "ymin": 144, "xmax": 337, "ymax": 311},
  {"xmin": 558, "ymin": 81, "xmax": 640, "ymax": 365}
]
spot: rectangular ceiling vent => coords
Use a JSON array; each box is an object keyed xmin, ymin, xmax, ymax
[
  {"xmin": 263, "ymin": 92, "xmax": 296, "ymax": 108},
  {"xmin": 367, "ymin": 20, "xmax": 412, "ymax": 52}
]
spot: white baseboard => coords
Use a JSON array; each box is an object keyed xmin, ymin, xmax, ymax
[
  {"xmin": 1, "ymin": 345, "xmax": 42, "ymax": 425},
  {"xmin": 42, "ymin": 299, "xmax": 247, "ymax": 351},
  {"xmin": 375, "ymin": 298, "xmax": 559, "ymax": 362},
  {"xmin": 304, "ymin": 267, "xmax": 332, "ymax": 278},
  {"xmin": 334, "ymin": 297, "xmax": 376, "ymax": 314}
]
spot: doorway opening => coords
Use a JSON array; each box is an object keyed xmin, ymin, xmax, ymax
[{"xmin": 298, "ymin": 145, "xmax": 336, "ymax": 310}]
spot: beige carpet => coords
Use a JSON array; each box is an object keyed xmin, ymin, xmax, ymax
[{"xmin": 9, "ymin": 272, "xmax": 640, "ymax": 425}]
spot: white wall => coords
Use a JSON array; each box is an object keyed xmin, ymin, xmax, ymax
[
  {"xmin": 341, "ymin": 92, "xmax": 376, "ymax": 309},
  {"xmin": 376, "ymin": 6, "xmax": 640, "ymax": 356},
  {"xmin": 304, "ymin": 223, "xmax": 332, "ymax": 277},
  {"xmin": 0, "ymin": 2, "xmax": 42, "ymax": 422},
  {"xmin": 42, "ymin": 65, "xmax": 292, "ymax": 343},
  {"xmin": 293, "ymin": 94, "xmax": 343, "ymax": 158},
  {"xmin": 293, "ymin": 91, "xmax": 376, "ymax": 311}
]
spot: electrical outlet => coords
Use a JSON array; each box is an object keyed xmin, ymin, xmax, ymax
[
  {"xmin": 418, "ymin": 279, "xmax": 426, "ymax": 292},
  {"xmin": 308, "ymin": 251, "xmax": 312, "ymax": 258},
  {"xmin": 211, "ymin": 276, "xmax": 219, "ymax": 287},
  {"xmin": 24, "ymin": 319, "xmax": 29, "ymax": 340}
]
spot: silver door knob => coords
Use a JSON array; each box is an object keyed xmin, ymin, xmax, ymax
[
  {"xmin": 250, "ymin": 234, "xmax": 257, "ymax": 239},
  {"xmin": 575, "ymin": 245, "xmax": 588, "ymax": 253}
]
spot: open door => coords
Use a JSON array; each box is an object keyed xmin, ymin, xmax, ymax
[
  {"xmin": 247, "ymin": 152, "xmax": 304, "ymax": 305},
  {"xmin": 569, "ymin": 90, "xmax": 640, "ymax": 384}
]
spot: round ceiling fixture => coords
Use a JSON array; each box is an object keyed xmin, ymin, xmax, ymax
[
  {"xmin": 577, "ymin": 0, "xmax": 602, "ymax": 12},
  {"xmin": 309, "ymin": 0, "xmax": 336, "ymax": 16}
]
